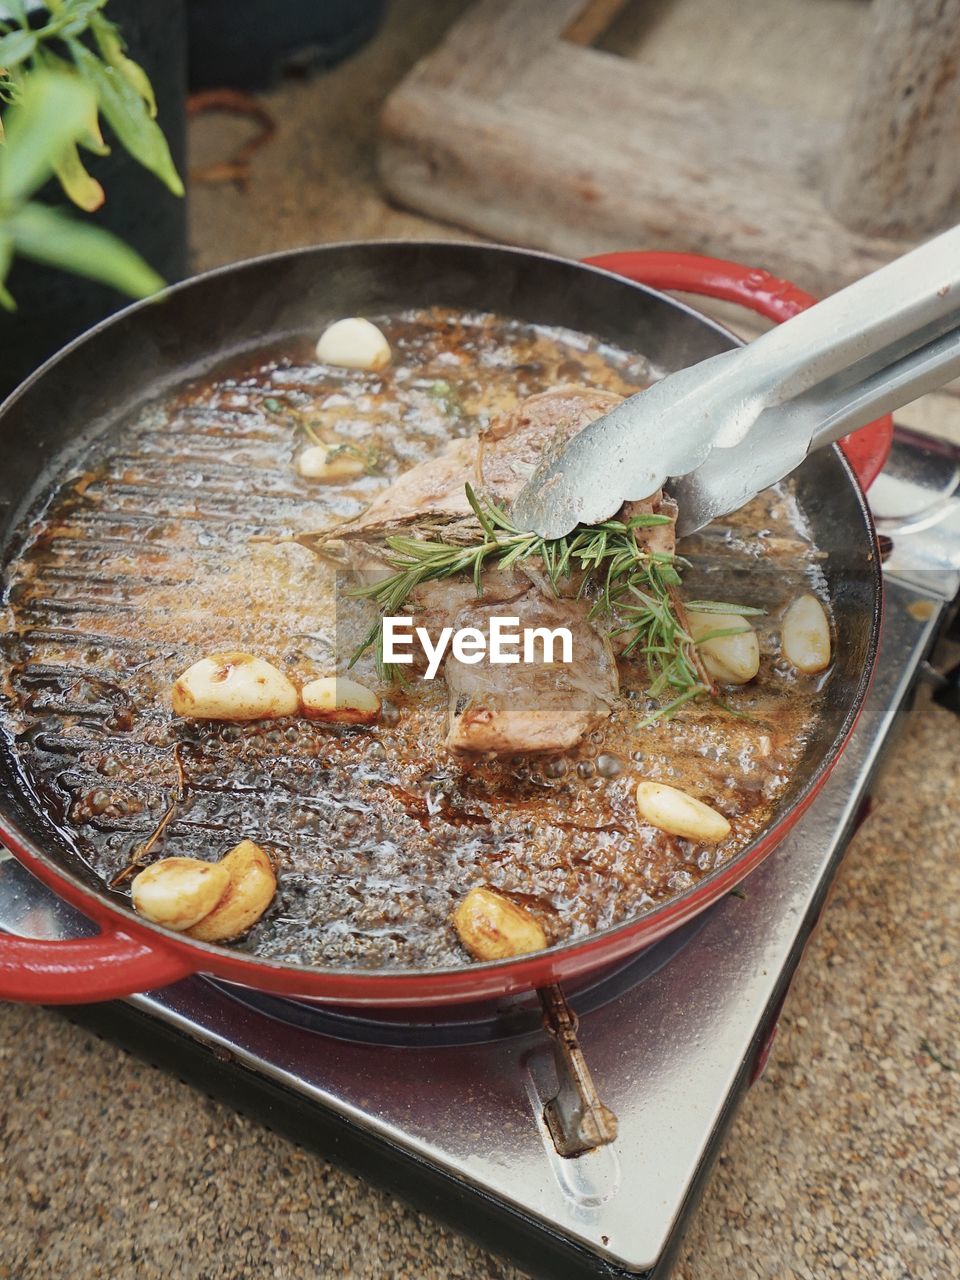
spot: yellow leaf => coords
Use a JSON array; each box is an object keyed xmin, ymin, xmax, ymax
[
  {"xmin": 53, "ymin": 142, "xmax": 105, "ymax": 213},
  {"xmin": 81, "ymin": 98, "xmax": 109, "ymax": 156}
]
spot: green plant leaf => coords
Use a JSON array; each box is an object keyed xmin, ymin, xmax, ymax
[
  {"xmin": 33, "ymin": 43, "xmax": 110, "ymax": 154},
  {"xmin": 0, "ymin": 229, "xmax": 14, "ymax": 309},
  {"xmin": 52, "ymin": 140, "xmax": 104, "ymax": 210},
  {"xmin": 0, "ymin": 0, "xmax": 29, "ymax": 27},
  {"xmin": 90, "ymin": 14, "xmax": 155, "ymax": 116},
  {"xmin": 63, "ymin": 0, "xmax": 109, "ymax": 16},
  {"xmin": 68, "ymin": 41, "xmax": 182, "ymax": 195},
  {"xmin": 0, "ymin": 69, "xmax": 97, "ymax": 203},
  {"xmin": 10, "ymin": 200, "xmax": 164, "ymax": 297},
  {"xmin": 50, "ymin": 0, "xmax": 109, "ymax": 37},
  {"xmin": 0, "ymin": 28, "xmax": 36, "ymax": 68}
]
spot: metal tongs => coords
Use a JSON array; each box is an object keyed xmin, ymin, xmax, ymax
[{"xmin": 512, "ymin": 225, "xmax": 960, "ymax": 538}]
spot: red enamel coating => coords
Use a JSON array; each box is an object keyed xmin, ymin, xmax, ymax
[
  {"xmin": 0, "ymin": 248, "xmax": 880, "ymax": 1006},
  {"xmin": 0, "ymin": 828, "xmax": 193, "ymax": 1002},
  {"xmin": 0, "ymin": 931, "xmax": 193, "ymax": 1004},
  {"xmin": 0, "ymin": 766, "xmax": 839, "ymax": 1005},
  {"xmin": 583, "ymin": 251, "xmax": 893, "ymax": 491}
]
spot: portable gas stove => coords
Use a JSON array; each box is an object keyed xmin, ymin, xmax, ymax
[{"xmin": 2, "ymin": 427, "xmax": 959, "ymax": 1279}]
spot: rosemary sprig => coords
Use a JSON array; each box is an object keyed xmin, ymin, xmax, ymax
[
  {"xmin": 346, "ymin": 485, "xmax": 717, "ymax": 721},
  {"xmin": 350, "ymin": 484, "xmax": 673, "ymax": 605},
  {"xmin": 321, "ymin": 439, "xmax": 382, "ymax": 472},
  {"xmin": 684, "ymin": 599, "xmax": 766, "ymax": 616},
  {"xmin": 263, "ymin": 396, "xmax": 381, "ymax": 473}
]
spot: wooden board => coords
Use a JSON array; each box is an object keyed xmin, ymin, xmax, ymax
[{"xmin": 378, "ymin": 0, "xmax": 924, "ymax": 294}]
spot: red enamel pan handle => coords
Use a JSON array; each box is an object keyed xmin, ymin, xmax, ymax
[
  {"xmin": 0, "ymin": 834, "xmax": 195, "ymax": 1003},
  {"xmin": 0, "ymin": 872, "xmax": 193, "ymax": 1003},
  {"xmin": 583, "ymin": 251, "xmax": 893, "ymax": 490}
]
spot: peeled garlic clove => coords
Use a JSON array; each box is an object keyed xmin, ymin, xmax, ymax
[
  {"xmin": 296, "ymin": 445, "xmax": 366, "ymax": 483},
  {"xmin": 781, "ymin": 593, "xmax": 831, "ymax": 674},
  {"xmin": 132, "ymin": 857, "xmax": 231, "ymax": 931},
  {"xmin": 187, "ymin": 839, "xmax": 277, "ymax": 943},
  {"xmin": 452, "ymin": 887, "xmax": 547, "ymax": 962},
  {"xmin": 301, "ymin": 675, "xmax": 381, "ymax": 724},
  {"xmin": 687, "ymin": 609, "xmax": 760, "ymax": 685},
  {"xmin": 636, "ymin": 781, "xmax": 731, "ymax": 843},
  {"xmin": 172, "ymin": 652, "xmax": 299, "ymax": 721},
  {"xmin": 315, "ymin": 317, "xmax": 391, "ymax": 371}
]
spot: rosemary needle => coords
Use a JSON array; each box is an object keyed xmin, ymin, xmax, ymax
[{"xmin": 343, "ymin": 484, "xmax": 732, "ymax": 723}]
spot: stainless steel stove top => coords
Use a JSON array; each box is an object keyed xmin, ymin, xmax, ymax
[{"xmin": 2, "ymin": 428, "xmax": 958, "ymax": 1279}]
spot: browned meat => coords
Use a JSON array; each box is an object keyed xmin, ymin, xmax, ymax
[
  {"xmin": 412, "ymin": 567, "xmax": 531, "ymax": 629},
  {"xmin": 622, "ymin": 493, "xmax": 678, "ymax": 558},
  {"xmin": 345, "ymin": 384, "xmax": 676, "ymax": 552},
  {"xmin": 334, "ymin": 387, "xmax": 678, "ymax": 756},
  {"xmin": 349, "ymin": 435, "xmax": 476, "ymax": 532},
  {"xmin": 444, "ymin": 593, "xmax": 619, "ymax": 755},
  {"xmin": 349, "ymin": 386, "xmax": 623, "ymax": 539},
  {"xmin": 478, "ymin": 386, "xmax": 625, "ymax": 504}
]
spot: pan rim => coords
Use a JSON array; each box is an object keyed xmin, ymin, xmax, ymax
[{"xmin": 0, "ymin": 238, "xmax": 883, "ymax": 988}]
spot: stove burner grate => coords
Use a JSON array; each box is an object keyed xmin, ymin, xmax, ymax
[{"xmin": 205, "ymin": 909, "xmax": 711, "ymax": 1048}]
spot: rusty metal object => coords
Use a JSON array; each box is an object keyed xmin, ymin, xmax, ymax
[
  {"xmin": 538, "ymin": 983, "xmax": 618, "ymax": 1157},
  {"xmin": 187, "ymin": 89, "xmax": 277, "ymax": 189}
]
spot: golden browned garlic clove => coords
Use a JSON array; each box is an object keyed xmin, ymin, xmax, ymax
[
  {"xmin": 781, "ymin": 593, "xmax": 832, "ymax": 674},
  {"xmin": 131, "ymin": 857, "xmax": 231, "ymax": 932},
  {"xmin": 171, "ymin": 652, "xmax": 299, "ymax": 721},
  {"xmin": 296, "ymin": 445, "xmax": 367, "ymax": 483},
  {"xmin": 636, "ymin": 781, "xmax": 731, "ymax": 843},
  {"xmin": 452, "ymin": 887, "xmax": 547, "ymax": 962},
  {"xmin": 686, "ymin": 609, "xmax": 760, "ymax": 685},
  {"xmin": 186, "ymin": 839, "xmax": 277, "ymax": 943},
  {"xmin": 315, "ymin": 317, "xmax": 391, "ymax": 371},
  {"xmin": 300, "ymin": 676, "xmax": 381, "ymax": 724}
]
